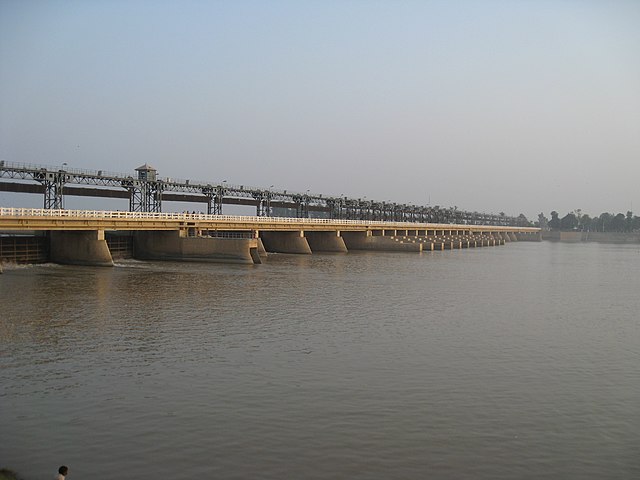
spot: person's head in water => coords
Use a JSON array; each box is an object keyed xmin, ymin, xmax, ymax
[{"xmin": 59, "ymin": 466, "xmax": 68, "ymax": 476}]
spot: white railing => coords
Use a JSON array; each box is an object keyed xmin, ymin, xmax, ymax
[
  {"xmin": 0, "ymin": 207, "xmax": 410, "ymax": 225},
  {"xmin": 0, "ymin": 207, "xmax": 540, "ymax": 231}
]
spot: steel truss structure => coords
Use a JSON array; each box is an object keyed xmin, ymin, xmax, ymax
[{"xmin": 0, "ymin": 160, "xmax": 520, "ymax": 226}]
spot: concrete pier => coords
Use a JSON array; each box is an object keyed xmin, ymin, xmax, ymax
[
  {"xmin": 256, "ymin": 237, "xmax": 268, "ymax": 256},
  {"xmin": 341, "ymin": 231, "xmax": 422, "ymax": 252},
  {"xmin": 135, "ymin": 231, "xmax": 260, "ymax": 264},
  {"xmin": 260, "ymin": 231, "xmax": 312, "ymax": 254},
  {"xmin": 304, "ymin": 231, "xmax": 348, "ymax": 253},
  {"xmin": 417, "ymin": 237, "xmax": 435, "ymax": 250},
  {"xmin": 429, "ymin": 237, "xmax": 445, "ymax": 250},
  {"xmin": 49, "ymin": 230, "xmax": 114, "ymax": 267},
  {"xmin": 517, "ymin": 231, "xmax": 543, "ymax": 241}
]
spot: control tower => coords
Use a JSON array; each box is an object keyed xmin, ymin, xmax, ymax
[{"xmin": 135, "ymin": 163, "xmax": 157, "ymax": 182}]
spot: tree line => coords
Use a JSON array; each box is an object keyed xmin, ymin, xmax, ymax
[{"xmin": 532, "ymin": 210, "xmax": 640, "ymax": 232}]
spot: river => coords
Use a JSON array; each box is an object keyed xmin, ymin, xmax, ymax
[{"xmin": 1, "ymin": 241, "xmax": 639, "ymax": 479}]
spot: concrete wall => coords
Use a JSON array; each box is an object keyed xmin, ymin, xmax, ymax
[
  {"xmin": 304, "ymin": 231, "xmax": 348, "ymax": 253},
  {"xmin": 49, "ymin": 230, "xmax": 114, "ymax": 267},
  {"xmin": 560, "ymin": 231, "xmax": 583, "ymax": 243},
  {"xmin": 583, "ymin": 232, "xmax": 640, "ymax": 243},
  {"xmin": 514, "ymin": 231, "xmax": 542, "ymax": 241},
  {"xmin": 543, "ymin": 231, "xmax": 640, "ymax": 243},
  {"xmin": 135, "ymin": 231, "xmax": 260, "ymax": 264},
  {"xmin": 256, "ymin": 237, "xmax": 267, "ymax": 256},
  {"xmin": 259, "ymin": 231, "xmax": 312, "ymax": 254},
  {"xmin": 341, "ymin": 231, "xmax": 422, "ymax": 252}
]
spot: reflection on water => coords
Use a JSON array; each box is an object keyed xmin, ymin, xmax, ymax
[{"xmin": 1, "ymin": 243, "xmax": 639, "ymax": 479}]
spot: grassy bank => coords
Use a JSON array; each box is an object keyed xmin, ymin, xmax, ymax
[{"xmin": 0, "ymin": 469, "xmax": 23, "ymax": 480}]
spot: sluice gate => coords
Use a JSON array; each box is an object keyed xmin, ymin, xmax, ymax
[{"xmin": 0, "ymin": 234, "xmax": 49, "ymax": 264}]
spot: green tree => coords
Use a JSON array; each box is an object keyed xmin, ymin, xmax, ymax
[
  {"xmin": 537, "ymin": 213, "xmax": 549, "ymax": 230},
  {"xmin": 611, "ymin": 213, "xmax": 626, "ymax": 232},
  {"xmin": 560, "ymin": 212, "xmax": 578, "ymax": 230},
  {"xmin": 578, "ymin": 214, "xmax": 591, "ymax": 231},
  {"xmin": 626, "ymin": 211, "xmax": 634, "ymax": 232},
  {"xmin": 574, "ymin": 209, "xmax": 583, "ymax": 223},
  {"xmin": 548, "ymin": 211, "xmax": 560, "ymax": 230},
  {"xmin": 516, "ymin": 213, "xmax": 530, "ymax": 227},
  {"xmin": 597, "ymin": 213, "xmax": 612, "ymax": 232}
]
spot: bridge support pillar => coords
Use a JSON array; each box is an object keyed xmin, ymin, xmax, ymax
[
  {"xmin": 260, "ymin": 231, "xmax": 312, "ymax": 254},
  {"xmin": 430, "ymin": 237, "xmax": 445, "ymax": 250},
  {"xmin": 49, "ymin": 230, "xmax": 114, "ymax": 267},
  {"xmin": 304, "ymin": 231, "xmax": 348, "ymax": 253},
  {"xmin": 134, "ymin": 231, "xmax": 260, "ymax": 264},
  {"xmin": 256, "ymin": 237, "xmax": 268, "ymax": 257},
  {"xmin": 418, "ymin": 238, "xmax": 434, "ymax": 250},
  {"xmin": 341, "ymin": 231, "xmax": 422, "ymax": 252},
  {"xmin": 509, "ymin": 232, "xmax": 518, "ymax": 241}
]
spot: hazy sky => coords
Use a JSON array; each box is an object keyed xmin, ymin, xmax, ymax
[{"xmin": 1, "ymin": 0, "xmax": 639, "ymax": 219}]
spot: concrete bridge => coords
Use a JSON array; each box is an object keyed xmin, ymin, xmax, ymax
[{"xmin": 0, "ymin": 208, "xmax": 541, "ymax": 271}]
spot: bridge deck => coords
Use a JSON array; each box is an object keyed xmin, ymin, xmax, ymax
[{"xmin": 0, "ymin": 208, "xmax": 540, "ymax": 233}]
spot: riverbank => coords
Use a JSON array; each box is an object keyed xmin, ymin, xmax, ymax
[
  {"xmin": 0, "ymin": 469, "xmax": 23, "ymax": 480},
  {"xmin": 542, "ymin": 231, "xmax": 640, "ymax": 243}
]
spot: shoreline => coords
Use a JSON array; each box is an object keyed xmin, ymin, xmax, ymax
[{"xmin": 542, "ymin": 231, "xmax": 640, "ymax": 243}]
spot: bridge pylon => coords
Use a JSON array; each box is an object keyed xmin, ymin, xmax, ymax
[
  {"xmin": 43, "ymin": 172, "xmax": 66, "ymax": 209},
  {"xmin": 253, "ymin": 191, "xmax": 272, "ymax": 217},
  {"xmin": 127, "ymin": 182, "xmax": 162, "ymax": 212},
  {"xmin": 293, "ymin": 194, "xmax": 310, "ymax": 218},
  {"xmin": 128, "ymin": 164, "xmax": 163, "ymax": 212},
  {"xmin": 32, "ymin": 169, "xmax": 67, "ymax": 209},
  {"xmin": 202, "ymin": 185, "xmax": 225, "ymax": 215}
]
